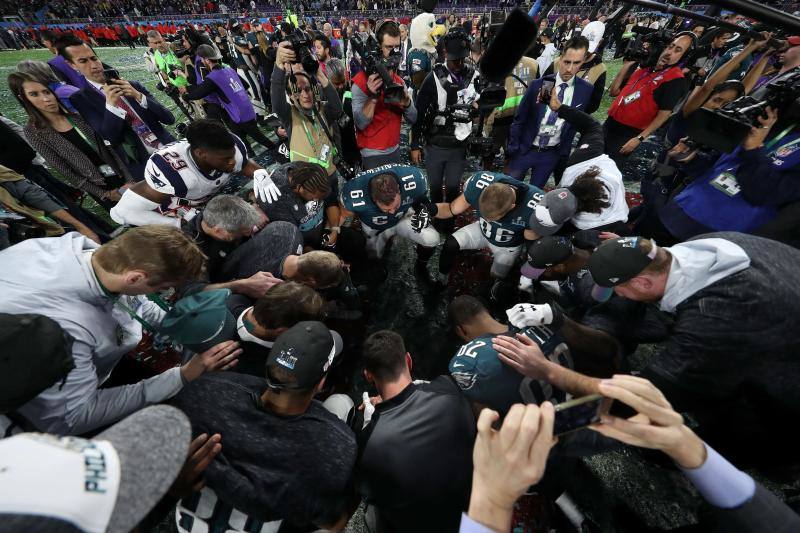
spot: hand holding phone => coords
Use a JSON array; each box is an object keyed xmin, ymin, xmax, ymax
[
  {"xmin": 553, "ymin": 394, "xmax": 611, "ymax": 436},
  {"xmin": 538, "ymin": 80, "xmax": 555, "ymax": 104},
  {"xmin": 590, "ymin": 375, "xmax": 707, "ymax": 469}
]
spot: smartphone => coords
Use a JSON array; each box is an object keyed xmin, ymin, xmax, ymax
[
  {"xmin": 103, "ymin": 67, "xmax": 121, "ymax": 84},
  {"xmin": 539, "ymin": 80, "xmax": 555, "ymax": 103},
  {"xmin": 553, "ymin": 394, "xmax": 610, "ymax": 436}
]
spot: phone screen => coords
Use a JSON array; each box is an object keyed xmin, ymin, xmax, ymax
[
  {"xmin": 539, "ymin": 80, "xmax": 555, "ymax": 103},
  {"xmin": 103, "ymin": 68, "xmax": 120, "ymax": 83},
  {"xmin": 553, "ymin": 394, "xmax": 607, "ymax": 436}
]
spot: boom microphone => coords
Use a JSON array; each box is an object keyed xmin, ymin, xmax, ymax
[
  {"xmin": 478, "ymin": 8, "xmax": 538, "ymax": 83},
  {"xmin": 418, "ymin": 0, "xmax": 438, "ymax": 14}
]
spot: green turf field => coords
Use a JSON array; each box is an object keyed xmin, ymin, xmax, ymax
[{"xmin": 0, "ymin": 46, "xmax": 624, "ymax": 128}]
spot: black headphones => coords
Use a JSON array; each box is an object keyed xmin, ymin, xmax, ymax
[
  {"xmin": 376, "ymin": 19, "xmax": 400, "ymax": 42},
  {"xmin": 673, "ymin": 30, "xmax": 698, "ymax": 56}
]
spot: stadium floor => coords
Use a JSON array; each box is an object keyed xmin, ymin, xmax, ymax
[{"xmin": 2, "ymin": 47, "xmax": 798, "ymax": 531}]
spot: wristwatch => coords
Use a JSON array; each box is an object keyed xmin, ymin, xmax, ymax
[{"xmin": 637, "ymin": 135, "xmax": 646, "ymax": 142}]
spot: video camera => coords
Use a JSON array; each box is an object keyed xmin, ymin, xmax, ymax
[
  {"xmin": 349, "ymin": 32, "xmax": 405, "ymax": 104},
  {"xmin": 284, "ymin": 25, "xmax": 319, "ymax": 75},
  {"xmin": 622, "ymin": 26, "xmax": 675, "ymax": 68},
  {"xmin": 687, "ymin": 70, "xmax": 800, "ymax": 153}
]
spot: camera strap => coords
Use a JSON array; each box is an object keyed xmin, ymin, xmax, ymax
[{"xmin": 311, "ymin": 106, "xmax": 343, "ymax": 162}]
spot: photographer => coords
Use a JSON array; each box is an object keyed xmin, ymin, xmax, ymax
[
  {"xmin": 271, "ymin": 34, "xmax": 343, "ymax": 175},
  {"xmin": 146, "ymin": 30, "xmax": 189, "ymax": 95},
  {"xmin": 605, "ymin": 33, "xmax": 695, "ymax": 165},
  {"xmin": 185, "ymin": 44, "xmax": 277, "ymax": 157},
  {"xmin": 145, "ymin": 30, "xmax": 201, "ymax": 121},
  {"xmin": 351, "ymin": 20, "xmax": 416, "ymax": 169},
  {"xmin": 410, "ymin": 28, "xmax": 478, "ymax": 212},
  {"xmin": 648, "ymin": 107, "xmax": 800, "ymax": 244}
]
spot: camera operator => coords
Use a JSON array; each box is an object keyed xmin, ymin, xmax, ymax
[
  {"xmin": 605, "ymin": 33, "xmax": 695, "ymax": 165},
  {"xmin": 644, "ymin": 107, "xmax": 800, "ymax": 245},
  {"xmin": 351, "ymin": 20, "xmax": 416, "ymax": 170},
  {"xmin": 410, "ymin": 28, "xmax": 478, "ymax": 214},
  {"xmin": 747, "ymin": 35, "xmax": 800, "ymax": 91},
  {"xmin": 270, "ymin": 40, "xmax": 344, "ymax": 180},
  {"xmin": 184, "ymin": 44, "xmax": 277, "ymax": 157}
]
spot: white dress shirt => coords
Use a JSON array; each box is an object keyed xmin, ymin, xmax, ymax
[
  {"xmin": 532, "ymin": 72, "xmax": 575, "ymax": 148},
  {"xmin": 87, "ymin": 78, "xmax": 148, "ymax": 120}
]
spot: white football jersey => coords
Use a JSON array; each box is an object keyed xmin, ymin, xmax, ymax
[{"xmin": 143, "ymin": 137, "xmax": 247, "ymax": 212}]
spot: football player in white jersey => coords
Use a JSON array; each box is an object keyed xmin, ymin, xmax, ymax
[{"xmin": 110, "ymin": 119, "xmax": 281, "ymax": 227}]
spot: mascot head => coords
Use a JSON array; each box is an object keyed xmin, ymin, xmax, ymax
[{"xmin": 409, "ymin": 12, "xmax": 445, "ymax": 52}]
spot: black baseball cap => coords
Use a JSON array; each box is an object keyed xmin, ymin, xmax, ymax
[
  {"xmin": 521, "ymin": 236, "xmax": 575, "ymax": 280},
  {"xmin": 587, "ymin": 236, "xmax": 659, "ymax": 288},
  {"xmin": 0, "ymin": 314, "xmax": 75, "ymax": 414},
  {"xmin": 266, "ymin": 321, "xmax": 343, "ymax": 390},
  {"xmin": 443, "ymin": 29, "xmax": 470, "ymax": 60}
]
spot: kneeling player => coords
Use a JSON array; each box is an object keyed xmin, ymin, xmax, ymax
[
  {"xmin": 110, "ymin": 119, "xmax": 281, "ymax": 227},
  {"xmin": 447, "ymin": 295, "xmax": 574, "ymax": 416},
  {"xmin": 435, "ymin": 171, "xmax": 542, "ymax": 286},
  {"xmin": 339, "ymin": 164, "xmax": 442, "ymax": 277}
]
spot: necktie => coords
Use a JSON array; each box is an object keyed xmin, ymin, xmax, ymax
[
  {"xmin": 112, "ymin": 96, "xmax": 162, "ymax": 154},
  {"xmin": 538, "ymin": 82, "xmax": 569, "ymax": 148}
]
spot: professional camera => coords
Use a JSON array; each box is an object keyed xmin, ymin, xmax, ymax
[
  {"xmin": 284, "ymin": 26, "xmax": 319, "ymax": 75},
  {"xmin": 349, "ymin": 32, "xmax": 405, "ymax": 104},
  {"xmin": 472, "ymin": 75, "xmax": 506, "ymax": 110},
  {"xmin": 622, "ymin": 26, "xmax": 674, "ymax": 68},
  {"xmin": 687, "ymin": 70, "xmax": 800, "ymax": 153}
]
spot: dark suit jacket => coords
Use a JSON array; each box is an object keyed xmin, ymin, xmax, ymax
[
  {"xmin": 68, "ymin": 80, "xmax": 175, "ymax": 180},
  {"xmin": 508, "ymin": 74, "xmax": 594, "ymax": 159},
  {"xmin": 707, "ymin": 483, "xmax": 800, "ymax": 532}
]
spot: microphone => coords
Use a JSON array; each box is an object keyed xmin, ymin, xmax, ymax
[
  {"xmin": 478, "ymin": 8, "xmax": 538, "ymax": 83},
  {"xmin": 418, "ymin": 0, "xmax": 438, "ymax": 14}
]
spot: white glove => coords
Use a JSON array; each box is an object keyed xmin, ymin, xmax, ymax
[
  {"xmin": 253, "ymin": 168, "xmax": 281, "ymax": 204},
  {"xmin": 362, "ymin": 392, "xmax": 376, "ymax": 429},
  {"xmin": 506, "ymin": 303, "xmax": 554, "ymax": 329}
]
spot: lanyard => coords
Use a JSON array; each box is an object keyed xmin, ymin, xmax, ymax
[
  {"xmin": 93, "ymin": 268, "xmax": 170, "ymax": 332},
  {"xmin": 627, "ymin": 67, "xmax": 667, "ymax": 94},
  {"xmin": 66, "ymin": 116, "xmax": 99, "ymax": 154},
  {"xmin": 764, "ymin": 124, "xmax": 797, "ymax": 153}
]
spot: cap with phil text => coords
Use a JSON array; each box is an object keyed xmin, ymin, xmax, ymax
[
  {"xmin": 587, "ymin": 236, "xmax": 659, "ymax": 287},
  {"xmin": 0, "ymin": 405, "xmax": 191, "ymax": 533}
]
